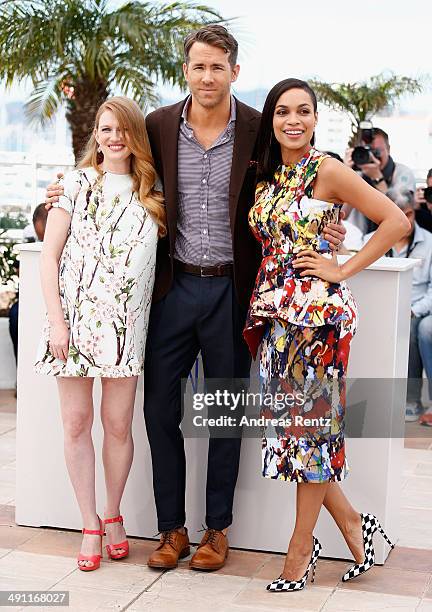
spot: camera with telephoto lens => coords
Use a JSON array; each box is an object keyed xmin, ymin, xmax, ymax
[
  {"xmin": 352, "ymin": 121, "xmax": 381, "ymax": 166},
  {"xmin": 424, "ymin": 187, "xmax": 432, "ymax": 204}
]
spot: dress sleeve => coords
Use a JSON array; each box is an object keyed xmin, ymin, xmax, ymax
[{"xmin": 51, "ymin": 170, "xmax": 82, "ymax": 216}]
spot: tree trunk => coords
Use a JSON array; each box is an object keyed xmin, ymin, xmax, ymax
[{"xmin": 66, "ymin": 76, "xmax": 109, "ymax": 162}]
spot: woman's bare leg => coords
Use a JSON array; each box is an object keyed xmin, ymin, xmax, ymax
[
  {"xmin": 57, "ymin": 377, "xmax": 100, "ymax": 568},
  {"xmin": 282, "ymin": 482, "xmax": 329, "ymax": 580},
  {"xmin": 322, "ymin": 482, "xmax": 364, "ymax": 563},
  {"xmin": 101, "ymin": 376, "xmax": 137, "ymax": 554}
]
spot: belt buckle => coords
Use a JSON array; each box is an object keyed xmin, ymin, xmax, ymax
[{"xmin": 200, "ymin": 266, "xmax": 213, "ymax": 277}]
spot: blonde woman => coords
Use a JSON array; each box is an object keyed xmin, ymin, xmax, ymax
[{"xmin": 35, "ymin": 97, "xmax": 165, "ymax": 571}]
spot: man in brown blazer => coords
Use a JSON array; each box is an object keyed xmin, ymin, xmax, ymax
[
  {"xmin": 143, "ymin": 26, "xmax": 260, "ymax": 572},
  {"xmin": 143, "ymin": 25, "xmax": 345, "ymax": 571}
]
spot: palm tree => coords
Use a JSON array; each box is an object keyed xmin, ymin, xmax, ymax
[
  {"xmin": 0, "ymin": 0, "xmax": 224, "ymax": 159},
  {"xmin": 310, "ymin": 73, "xmax": 422, "ymax": 145}
]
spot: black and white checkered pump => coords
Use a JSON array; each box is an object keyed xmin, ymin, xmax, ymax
[
  {"xmin": 342, "ymin": 513, "xmax": 394, "ymax": 582},
  {"xmin": 267, "ymin": 536, "xmax": 322, "ymax": 592}
]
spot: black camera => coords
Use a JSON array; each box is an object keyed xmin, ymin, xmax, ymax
[
  {"xmin": 352, "ymin": 121, "xmax": 381, "ymax": 166},
  {"xmin": 424, "ymin": 187, "xmax": 432, "ymax": 204}
]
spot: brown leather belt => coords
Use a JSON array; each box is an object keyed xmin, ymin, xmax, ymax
[{"xmin": 174, "ymin": 259, "xmax": 233, "ymax": 278}]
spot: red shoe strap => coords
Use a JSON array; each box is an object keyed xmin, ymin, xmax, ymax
[
  {"xmin": 106, "ymin": 540, "xmax": 128, "ymax": 549},
  {"xmin": 82, "ymin": 527, "xmax": 104, "ymax": 536},
  {"xmin": 104, "ymin": 515, "xmax": 123, "ymax": 525}
]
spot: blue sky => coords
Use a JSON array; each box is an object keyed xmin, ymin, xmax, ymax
[
  {"xmin": 155, "ymin": 0, "xmax": 432, "ymax": 111},
  {"xmin": 201, "ymin": 0, "xmax": 430, "ymax": 86},
  {"xmin": 4, "ymin": 0, "xmax": 432, "ymax": 112}
]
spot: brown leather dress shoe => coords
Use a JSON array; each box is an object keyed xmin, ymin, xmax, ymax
[
  {"xmin": 147, "ymin": 528, "xmax": 190, "ymax": 569},
  {"xmin": 189, "ymin": 529, "xmax": 229, "ymax": 571}
]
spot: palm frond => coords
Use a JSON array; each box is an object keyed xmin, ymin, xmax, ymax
[
  {"xmin": 24, "ymin": 76, "xmax": 64, "ymax": 125},
  {"xmin": 311, "ymin": 73, "xmax": 422, "ymax": 134},
  {"xmin": 0, "ymin": 0, "xmax": 230, "ymax": 158},
  {"xmin": 102, "ymin": 0, "xmax": 224, "ymax": 87},
  {"xmin": 109, "ymin": 63, "xmax": 160, "ymax": 107},
  {"xmin": 1, "ymin": 1, "xmax": 72, "ymax": 81},
  {"xmin": 82, "ymin": 38, "xmax": 113, "ymax": 80}
]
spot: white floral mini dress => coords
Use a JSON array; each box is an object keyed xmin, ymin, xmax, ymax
[{"xmin": 34, "ymin": 167, "xmax": 158, "ymax": 377}]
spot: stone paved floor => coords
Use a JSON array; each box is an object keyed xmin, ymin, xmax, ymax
[{"xmin": 0, "ymin": 389, "xmax": 431, "ymax": 611}]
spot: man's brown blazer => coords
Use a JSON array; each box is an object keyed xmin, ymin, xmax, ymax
[{"xmin": 145, "ymin": 96, "xmax": 262, "ymax": 309}]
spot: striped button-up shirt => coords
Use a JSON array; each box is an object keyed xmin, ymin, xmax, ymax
[{"xmin": 175, "ymin": 95, "xmax": 236, "ymax": 266}]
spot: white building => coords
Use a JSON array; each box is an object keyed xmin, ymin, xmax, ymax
[{"xmin": 0, "ymin": 94, "xmax": 74, "ymax": 215}]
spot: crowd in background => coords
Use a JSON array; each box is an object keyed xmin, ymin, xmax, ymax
[{"xmin": 337, "ymin": 126, "xmax": 432, "ymax": 426}]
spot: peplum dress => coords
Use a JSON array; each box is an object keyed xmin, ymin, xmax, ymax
[
  {"xmin": 34, "ymin": 167, "xmax": 158, "ymax": 378},
  {"xmin": 243, "ymin": 148, "xmax": 358, "ymax": 483}
]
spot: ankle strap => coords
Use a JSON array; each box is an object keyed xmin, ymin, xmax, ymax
[
  {"xmin": 82, "ymin": 516, "xmax": 104, "ymax": 536},
  {"xmin": 82, "ymin": 527, "xmax": 104, "ymax": 536},
  {"xmin": 104, "ymin": 515, "xmax": 123, "ymax": 525}
]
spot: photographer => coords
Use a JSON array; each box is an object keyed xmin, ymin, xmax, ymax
[
  {"xmin": 414, "ymin": 168, "xmax": 432, "ymax": 233},
  {"xmin": 363, "ymin": 188, "xmax": 432, "ymax": 424},
  {"xmin": 344, "ymin": 126, "xmax": 416, "ymax": 234}
]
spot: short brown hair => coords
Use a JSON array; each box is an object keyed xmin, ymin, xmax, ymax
[
  {"xmin": 184, "ymin": 25, "xmax": 238, "ymax": 67},
  {"xmin": 32, "ymin": 202, "xmax": 48, "ymax": 226},
  {"xmin": 372, "ymin": 127, "xmax": 390, "ymax": 146}
]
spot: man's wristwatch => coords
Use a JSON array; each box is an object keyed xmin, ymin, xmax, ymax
[{"xmin": 371, "ymin": 176, "xmax": 386, "ymax": 187}]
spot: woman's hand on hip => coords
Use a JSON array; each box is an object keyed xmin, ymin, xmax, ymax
[
  {"xmin": 293, "ymin": 250, "xmax": 343, "ymax": 283},
  {"xmin": 49, "ymin": 320, "xmax": 70, "ymax": 361}
]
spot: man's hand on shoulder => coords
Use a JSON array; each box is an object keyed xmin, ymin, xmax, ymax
[
  {"xmin": 324, "ymin": 209, "xmax": 347, "ymax": 252},
  {"xmin": 45, "ymin": 172, "xmax": 65, "ymax": 210},
  {"xmin": 317, "ymin": 157, "xmax": 347, "ymax": 252}
]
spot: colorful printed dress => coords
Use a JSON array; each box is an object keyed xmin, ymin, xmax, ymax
[
  {"xmin": 34, "ymin": 167, "xmax": 158, "ymax": 377},
  {"xmin": 243, "ymin": 148, "xmax": 358, "ymax": 482}
]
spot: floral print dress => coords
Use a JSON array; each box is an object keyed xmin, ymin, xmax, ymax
[
  {"xmin": 243, "ymin": 148, "xmax": 358, "ymax": 483},
  {"xmin": 35, "ymin": 167, "xmax": 158, "ymax": 377}
]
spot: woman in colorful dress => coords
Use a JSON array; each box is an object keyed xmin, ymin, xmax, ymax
[
  {"xmin": 243, "ymin": 79, "xmax": 409, "ymax": 592},
  {"xmin": 35, "ymin": 97, "xmax": 165, "ymax": 570}
]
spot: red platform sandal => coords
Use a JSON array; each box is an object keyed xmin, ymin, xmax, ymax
[
  {"xmin": 77, "ymin": 516, "xmax": 104, "ymax": 571},
  {"xmin": 104, "ymin": 515, "xmax": 129, "ymax": 560}
]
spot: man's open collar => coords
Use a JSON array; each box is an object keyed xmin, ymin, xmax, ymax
[{"xmin": 181, "ymin": 94, "xmax": 237, "ymax": 126}]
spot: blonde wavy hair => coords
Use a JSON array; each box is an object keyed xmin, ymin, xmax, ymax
[{"xmin": 79, "ymin": 96, "xmax": 166, "ymax": 237}]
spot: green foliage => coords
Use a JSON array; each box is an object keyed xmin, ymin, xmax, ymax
[
  {"xmin": 0, "ymin": 234, "xmax": 19, "ymax": 290},
  {"xmin": 0, "ymin": 216, "xmax": 25, "ymax": 312},
  {"xmin": 0, "ymin": 0, "xmax": 225, "ymax": 157},
  {"xmin": 0, "ymin": 212, "xmax": 29, "ymax": 230},
  {"xmin": 310, "ymin": 73, "xmax": 422, "ymax": 143}
]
